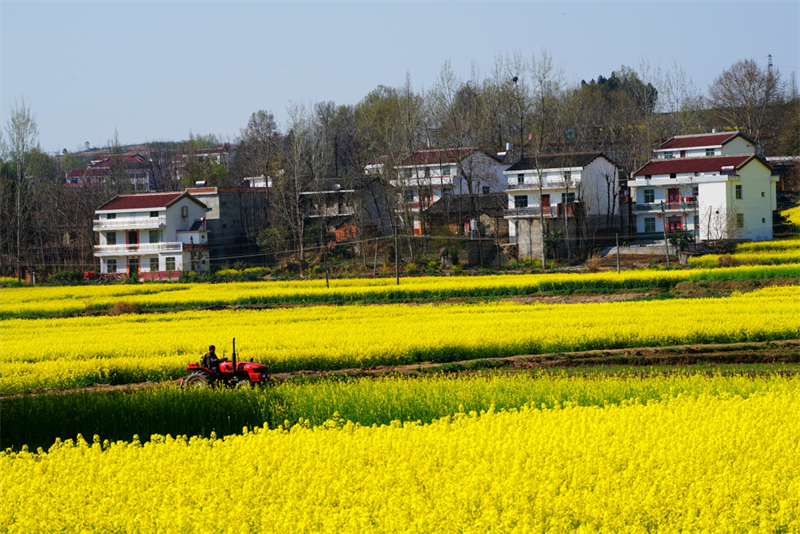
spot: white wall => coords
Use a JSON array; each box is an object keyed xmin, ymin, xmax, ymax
[{"xmin": 721, "ymin": 137, "xmax": 755, "ymax": 156}]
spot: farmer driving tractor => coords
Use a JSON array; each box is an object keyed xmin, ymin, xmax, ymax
[
  {"xmin": 201, "ymin": 345, "xmax": 222, "ymax": 375},
  {"xmin": 183, "ymin": 339, "xmax": 271, "ymax": 389}
]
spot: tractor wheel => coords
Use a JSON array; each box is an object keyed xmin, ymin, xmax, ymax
[{"xmin": 183, "ymin": 372, "xmax": 212, "ymax": 389}]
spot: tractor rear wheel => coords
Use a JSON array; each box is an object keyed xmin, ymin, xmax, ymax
[{"xmin": 183, "ymin": 372, "xmax": 212, "ymax": 389}]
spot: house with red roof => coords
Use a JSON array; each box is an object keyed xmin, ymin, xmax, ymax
[
  {"xmin": 67, "ymin": 153, "xmax": 154, "ymax": 191},
  {"xmin": 653, "ymin": 131, "xmax": 757, "ymax": 160},
  {"xmin": 391, "ymin": 147, "xmax": 509, "ymax": 235},
  {"xmin": 93, "ymin": 192, "xmax": 211, "ymax": 278},
  {"xmin": 630, "ymin": 139, "xmax": 777, "ymax": 242}
]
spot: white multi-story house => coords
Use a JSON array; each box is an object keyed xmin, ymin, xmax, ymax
[
  {"xmin": 94, "ymin": 192, "xmax": 211, "ymax": 279},
  {"xmin": 391, "ymin": 148, "xmax": 509, "ymax": 235},
  {"xmin": 653, "ymin": 131, "xmax": 757, "ymax": 160},
  {"xmin": 504, "ymin": 152, "xmax": 620, "ymax": 257},
  {"xmin": 630, "ymin": 132, "xmax": 777, "ymax": 242}
]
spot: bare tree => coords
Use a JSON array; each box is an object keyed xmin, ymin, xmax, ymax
[
  {"xmin": 706, "ymin": 58, "xmax": 788, "ymax": 152},
  {"xmin": 4, "ymin": 98, "xmax": 39, "ymax": 280},
  {"xmin": 529, "ymin": 49, "xmax": 565, "ymax": 270}
]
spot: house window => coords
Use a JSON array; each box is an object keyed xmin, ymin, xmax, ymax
[
  {"xmin": 482, "ymin": 186, "xmax": 490, "ymax": 194},
  {"xmin": 644, "ymin": 189, "xmax": 655, "ymax": 204},
  {"xmin": 517, "ymin": 174, "xmax": 524, "ymax": 185},
  {"xmin": 107, "ymin": 259, "xmax": 117, "ymax": 273},
  {"xmin": 165, "ymin": 257, "xmax": 176, "ymax": 271},
  {"xmin": 736, "ymin": 213, "xmax": 744, "ymax": 229},
  {"xmin": 664, "ymin": 152, "xmax": 674, "ymax": 159},
  {"xmin": 149, "ymin": 230, "xmax": 159, "ymax": 243},
  {"xmin": 669, "ymin": 173, "xmax": 677, "ymax": 179},
  {"xmin": 150, "ymin": 211, "xmax": 158, "ymax": 218},
  {"xmin": 563, "ymin": 171, "xmax": 571, "ymax": 181},
  {"xmin": 735, "ymin": 185, "xmax": 742, "ymax": 200},
  {"xmin": 442, "ymin": 187, "xmax": 452, "ymax": 196},
  {"xmin": 441, "ymin": 165, "xmax": 451, "ymax": 176},
  {"xmin": 762, "ymin": 218, "xmax": 766, "ymax": 224},
  {"xmin": 761, "ymin": 191, "xmax": 765, "ymax": 197},
  {"xmin": 106, "ymin": 232, "xmax": 117, "ymax": 246},
  {"xmin": 403, "ymin": 168, "xmax": 412, "ymax": 179},
  {"xmin": 566, "ymin": 192, "xmax": 575, "ymax": 203},
  {"xmin": 107, "ymin": 213, "xmax": 116, "ymax": 220},
  {"xmin": 692, "ymin": 186, "xmax": 699, "ymax": 199},
  {"xmin": 405, "ymin": 192, "xmax": 414, "ymax": 203},
  {"xmin": 514, "ymin": 195, "xmax": 528, "ymax": 209},
  {"xmin": 644, "ymin": 218, "xmax": 656, "ymax": 233},
  {"xmin": 706, "ymin": 148, "xmax": 715, "ymax": 156},
  {"xmin": 424, "ymin": 167, "xmax": 430, "ymax": 178},
  {"xmin": 150, "ymin": 257, "xmax": 159, "ymax": 272}
]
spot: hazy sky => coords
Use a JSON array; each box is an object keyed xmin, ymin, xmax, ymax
[{"xmin": 2, "ymin": 1, "xmax": 798, "ymax": 153}]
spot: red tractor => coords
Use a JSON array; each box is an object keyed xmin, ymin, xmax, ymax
[{"xmin": 181, "ymin": 339, "xmax": 271, "ymax": 389}]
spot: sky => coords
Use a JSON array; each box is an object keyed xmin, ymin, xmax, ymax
[{"xmin": 2, "ymin": 1, "xmax": 798, "ymax": 154}]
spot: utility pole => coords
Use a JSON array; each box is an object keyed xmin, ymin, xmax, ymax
[
  {"xmin": 661, "ymin": 202, "xmax": 670, "ymax": 267},
  {"xmin": 394, "ymin": 231, "xmax": 399, "ymax": 286},
  {"xmin": 616, "ymin": 233, "xmax": 621, "ymax": 274}
]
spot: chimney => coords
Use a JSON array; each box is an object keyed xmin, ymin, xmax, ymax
[{"xmin": 506, "ymin": 142, "xmax": 513, "ymax": 152}]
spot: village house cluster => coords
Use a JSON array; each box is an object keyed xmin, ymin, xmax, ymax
[{"xmin": 90, "ymin": 131, "xmax": 780, "ymax": 277}]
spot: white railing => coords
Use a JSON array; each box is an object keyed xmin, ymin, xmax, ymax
[
  {"xmin": 94, "ymin": 216, "xmax": 166, "ymax": 230},
  {"xmin": 308, "ymin": 206, "xmax": 356, "ymax": 217},
  {"xmin": 94, "ymin": 242, "xmax": 183, "ymax": 255}
]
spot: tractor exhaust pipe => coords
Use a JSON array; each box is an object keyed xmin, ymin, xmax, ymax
[{"xmin": 232, "ymin": 338, "xmax": 236, "ymax": 375}]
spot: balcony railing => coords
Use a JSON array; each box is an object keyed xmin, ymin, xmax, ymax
[
  {"xmin": 94, "ymin": 216, "xmax": 166, "ymax": 230},
  {"xmin": 505, "ymin": 182, "xmax": 541, "ymax": 190},
  {"xmin": 307, "ymin": 206, "xmax": 356, "ymax": 218},
  {"xmin": 94, "ymin": 242, "xmax": 183, "ymax": 255},
  {"xmin": 505, "ymin": 202, "xmax": 582, "ymax": 218},
  {"xmin": 633, "ymin": 201, "xmax": 698, "ymax": 212},
  {"xmin": 505, "ymin": 207, "xmax": 546, "ymax": 218}
]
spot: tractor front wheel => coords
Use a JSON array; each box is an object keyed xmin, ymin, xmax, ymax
[{"xmin": 183, "ymin": 372, "xmax": 213, "ymax": 389}]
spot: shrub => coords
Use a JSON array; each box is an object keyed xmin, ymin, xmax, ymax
[
  {"xmin": 108, "ymin": 301, "xmax": 142, "ymax": 316},
  {"xmin": 404, "ymin": 263, "xmax": 420, "ymax": 275},
  {"xmin": 718, "ymin": 255, "xmax": 740, "ymax": 268}
]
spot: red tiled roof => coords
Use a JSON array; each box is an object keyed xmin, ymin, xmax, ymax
[
  {"xmin": 399, "ymin": 147, "xmax": 477, "ymax": 166},
  {"xmin": 97, "ymin": 192, "xmax": 187, "ymax": 210},
  {"xmin": 68, "ymin": 168, "xmax": 109, "ymax": 178},
  {"xmin": 634, "ymin": 155, "xmax": 756, "ymax": 176},
  {"xmin": 657, "ymin": 132, "xmax": 740, "ymax": 150}
]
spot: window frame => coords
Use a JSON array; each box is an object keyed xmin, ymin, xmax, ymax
[
  {"xmin": 165, "ymin": 257, "xmax": 176, "ymax": 271},
  {"xmin": 513, "ymin": 195, "xmax": 528, "ymax": 209},
  {"xmin": 150, "ymin": 257, "xmax": 159, "ymax": 272},
  {"xmin": 643, "ymin": 189, "xmax": 655, "ymax": 204},
  {"xmin": 106, "ymin": 232, "xmax": 117, "ymax": 246},
  {"xmin": 107, "ymin": 259, "xmax": 117, "ymax": 273},
  {"xmin": 735, "ymin": 185, "xmax": 742, "ymax": 200},
  {"xmin": 644, "ymin": 217, "xmax": 656, "ymax": 233}
]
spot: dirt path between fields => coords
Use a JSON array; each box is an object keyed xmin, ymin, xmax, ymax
[{"xmin": 6, "ymin": 339, "xmax": 797, "ymax": 398}]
